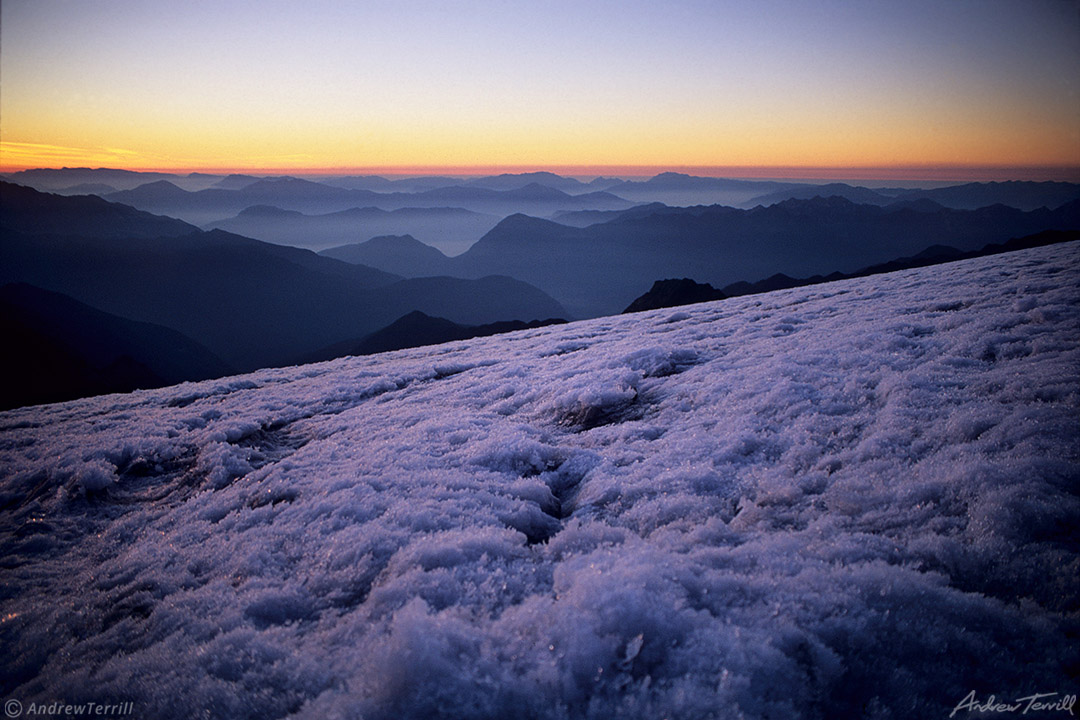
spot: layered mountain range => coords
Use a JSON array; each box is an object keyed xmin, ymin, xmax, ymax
[
  {"xmin": 3, "ymin": 170, "xmax": 1078, "ymax": 407},
  {"xmin": 205, "ymin": 205, "xmax": 501, "ymax": 255},
  {"xmin": 99, "ymin": 179, "xmax": 635, "ymax": 228},
  {"xmin": 0, "ymin": 183, "xmax": 566, "ymax": 406},
  {"xmin": 323, "ymin": 197, "xmax": 1080, "ymax": 316},
  {"xmin": 6, "ymin": 168, "xmax": 1077, "ymax": 256}
]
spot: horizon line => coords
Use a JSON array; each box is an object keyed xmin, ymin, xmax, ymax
[{"xmin": 2, "ymin": 163, "xmax": 1079, "ymax": 183}]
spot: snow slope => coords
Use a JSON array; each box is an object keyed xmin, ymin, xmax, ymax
[{"xmin": 1, "ymin": 243, "xmax": 1078, "ymax": 719}]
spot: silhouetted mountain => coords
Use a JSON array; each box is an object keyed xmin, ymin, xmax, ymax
[
  {"xmin": 621, "ymin": 230, "xmax": 1080, "ymax": 313},
  {"xmin": 0, "ymin": 283, "xmax": 233, "ymax": 410},
  {"xmin": 406, "ymin": 183, "xmax": 633, "ymax": 212},
  {"xmin": 0, "ymin": 228, "xmax": 389, "ymax": 371},
  {"xmin": 438, "ymin": 197, "xmax": 1080, "ymax": 317},
  {"xmin": 443, "ymin": 213, "xmax": 585, "ymax": 301},
  {"xmin": 211, "ymin": 174, "xmax": 263, "ymax": 190},
  {"xmin": 3, "ymin": 168, "xmax": 180, "ymax": 192},
  {"xmin": 3, "ymin": 168, "xmax": 230, "ymax": 193},
  {"xmin": 1, "ymin": 184, "xmax": 567, "ymax": 372},
  {"xmin": 893, "ymin": 181, "xmax": 1080, "ymax": 211},
  {"xmin": 623, "ymin": 278, "xmax": 726, "ymax": 313},
  {"xmin": 747, "ymin": 180, "xmax": 1080, "ymax": 212},
  {"xmin": 209, "ymin": 205, "xmax": 499, "ymax": 255},
  {"xmin": 672, "ymin": 172, "xmax": 766, "ymax": 188},
  {"xmin": 104, "ymin": 178, "xmax": 380, "ymax": 225},
  {"xmin": 746, "ymin": 183, "xmax": 895, "ymax": 207},
  {"xmin": 0, "ymin": 181, "xmax": 197, "ymax": 238},
  {"xmin": 370, "ymin": 275, "xmax": 566, "ymax": 338},
  {"xmin": 234, "ymin": 204, "xmax": 303, "ymax": 218},
  {"xmin": 51, "ymin": 183, "xmax": 119, "ymax": 196},
  {"xmin": 605, "ymin": 173, "xmax": 805, "ymax": 207},
  {"xmin": 303, "ymin": 310, "xmax": 567, "ymax": 362},
  {"xmin": 721, "ymin": 273, "xmax": 838, "ymax": 297},
  {"xmin": 20, "ymin": 169, "xmax": 1079, "ymax": 215},
  {"xmin": 241, "ymin": 177, "xmax": 358, "ymax": 202},
  {"xmin": 102, "ymin": 178, "xmax": 201, "ymax": 207},
  {"xmin": 720, "ymin": 229, "xmax": 1080, "ymax": 298},
  {"xmin": 909, "ymin": 244, "xmax": 965, "ymax": 260},
  {"xmin": 323, "ymin": 173, "xmax": 600, "ymax": 195},
  {"xmin": 584, "ymin": 177, "xmax": 627, "ymax": 191},
  {"xmin": 464, "ymin": 172, "xmax": 590, "ymax": 193},
  {"xmin": 882, "ymin": 198, "xmax": 950, "ymax": 213},
  {"xmin": 551, "ymin": 202, "xmax": 672, "ymax": 227},
  {"xmin": 320, "ymin": 235, "xmax": 451, "ymax": 276},
  {"xmin": 104, "ymin": 177, "xmax": 635, "ymax": 227},
  {"xmin": 321, "ymin": 175, "xmax": 462, "ymax": 193},
  {"xmin": 318, "ymin": 175, "xmax": 398, "ymax": 192}
]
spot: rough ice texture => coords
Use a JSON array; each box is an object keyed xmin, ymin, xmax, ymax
[{"xmin": 1, "ymin": 243, "xmax": 1078, "ymax": 719}]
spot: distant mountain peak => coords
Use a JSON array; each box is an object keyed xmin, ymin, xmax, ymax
[
  {"xmin": 771, "ymin": 195, "xmax": 864, "ymax": 212},
  {"xmin": 319, "ymin": 234, "xmax": 450, "ymax": 275},
  {"xmin": 884, "ymin": 198, "xmax": 949, "ymax": 213},
  {"xmin": 509, "ymin": 183, "xmax": 571, "ymax": 200},
  {"xmin": 497, "ymin": 212, "xmax": 546, "ymax": 226},
  {"xmin": 361, "ymin": 234, "xmax": 426, "ymax": 249},
  {"xmin": 242, "ymin": 176, "xmax": 335, "ymax": 192},
  {"xmin": 237, "ymin": 204, "xmax": 300, "ymax": 217},
  {"xmin": 133, "ymin": 179, "xmax": 187, "ymax": 193},
  {"xmin": 1, "ymin": 181, "xmax": 197, "ymax": 238},
  {"xmin": 491, "ymin": 171, "xmax": 562, "ymax": 180},
  {"xmin": 623, "ymin": 278, "xmax": 726, "ymax": 314},
  {"xmin": 488, "ymin": 213, "xmax": 568, "ymax": 234}
]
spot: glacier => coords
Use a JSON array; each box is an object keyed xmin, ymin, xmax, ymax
[{"xmin": 1, "ymin": 242, "xmax": 1078, "ymax": 719}]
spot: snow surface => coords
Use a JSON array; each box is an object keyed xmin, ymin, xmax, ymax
[{"xmin": 1, "ymin": 243, "xmax": 1078, "ymax": 719}]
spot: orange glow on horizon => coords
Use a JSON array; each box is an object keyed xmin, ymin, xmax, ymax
[
  {"xmin": 2, "ymin": 150, "xmax": 1078, "ymax": 184},
  {"xmin": 4, "ymin": 2, "xmax": 1078, "ymax": 188},
  {"xmin": 3, "ymin": 142, "xmax": 1079, "ymax": 184}
]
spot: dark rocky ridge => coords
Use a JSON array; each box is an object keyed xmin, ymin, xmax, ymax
[{"xmin": 623, "ymin": 279, "xmax": 726, "ymax": 313}]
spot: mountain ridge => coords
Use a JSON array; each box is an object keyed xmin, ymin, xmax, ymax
[
  {"xmin": 301, "ymin": 310, "xmax": 568, "ymax": 363},
  {"xmin": 1, "ymin": 184, "xmax": 567, "ymax": 373},
  {"xmin": 324, "ymin": 196, "xmax": 1080, "ymax": 317},
  {"xmin": 0, "ymin": 282, "xmax": 234, "ymax": 409},
  {"xmin": 210, "ymin": 204, "xmax": 501, "ymax": 254}
]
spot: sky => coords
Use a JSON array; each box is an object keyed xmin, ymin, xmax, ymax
[{"xmin": 1, "ymin": 0, "xmax": 1078, "ymax": 179}]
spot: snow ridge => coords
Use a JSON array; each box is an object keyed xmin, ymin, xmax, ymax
[{"xmin": 1, "ymin": 243, "xmax": 1078, "ymax": 719}]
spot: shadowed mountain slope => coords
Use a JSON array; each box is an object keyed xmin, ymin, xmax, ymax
[
  {"xmin": 303, "ymin": 310, "xmax": 567, "ymax": 363},
  {"xmin": 13, "ymin": 169, "xmax": 1079, "ymax": 214},
  {"xmin": 209, "ymin": 205, "xmax": 499, "ymax": 255},
  {"xmin": 438, "ymin": 198, "xmax": 1080, "ymax": 316},
  {"xmin": 0, "ymin": 181, "xmax": 197, "ymax": 238},
  {"xmin": 3, "ymin": 168, "xmax": 193, "ymax": 192},
  {"xmin": 602, "ymin": 172, "xmax": 806, "ymax": 207},
  {"xmin": 321, "ymin": 198, "xmax": 1080, "ymax": 318},
  {"xmin": 719, "ymin": 228, "xmax": 1080, "ymax": 298},
  {"xmin": 623, "ymin": 278, "xmax": 727, "ymax": 313},
  {"xmin": 0, "ymin": 283, "xmax": 234, "ymax": 410},
  {"xmin": 1, "ymin": 184, "xmax": 567, "ymax": 372},
  {"xmin": 320, "ymin": 235, "xmax": 452, "ymax": 277},
  {"xmin": 463, "ymin": 172, "xmax": 592, "ymax": 193},
  {"xmin": 747, "ymin": 180, "xmax": 1080, "ymax": 211},
  {"xmin": 103, "ymin": 178, "xmax": 636, "ymax": 226}
]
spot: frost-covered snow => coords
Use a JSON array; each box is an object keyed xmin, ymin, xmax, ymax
[{"xmin": 1, "ymin": 243, "xmax": 1078, "ymax": 719}]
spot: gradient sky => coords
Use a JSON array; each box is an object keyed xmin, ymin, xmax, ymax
[{"xmin": 1, "ymin": 0, "xmax": 1078, "ymax": 178}]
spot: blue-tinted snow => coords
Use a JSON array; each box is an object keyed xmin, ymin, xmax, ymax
[{"xmin": 1, "ymin": 243, "xmax": 1078, "ymax": 719}]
